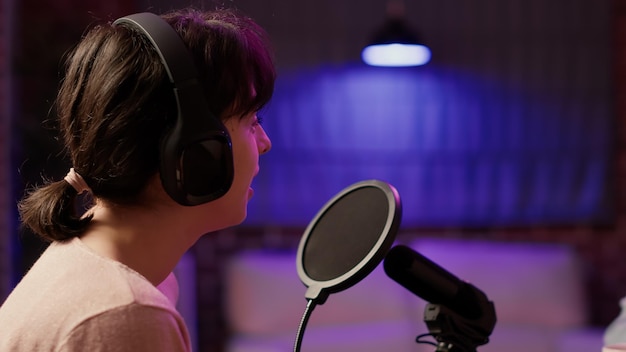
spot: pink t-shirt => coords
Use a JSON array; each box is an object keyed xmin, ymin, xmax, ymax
[{"xmin": 0, "ymin": 237, "xmax": 191, "ymax": 351}]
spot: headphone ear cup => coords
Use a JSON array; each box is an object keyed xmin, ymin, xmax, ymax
[
  {"xmin": 160, "ymin": 120, "xmax": 234, "ymax": 206},
  {"xmin": 179, "ymin": 137, "xmax": 234, "ymax": 199},
  {"xmin": 158, "ymin": 84, "xmax": 234, "ymax": 205}
]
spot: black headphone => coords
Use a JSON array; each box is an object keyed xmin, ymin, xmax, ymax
[{"xmin": 113, "ymin": 12, "xmax": 234, "ymax": 206}]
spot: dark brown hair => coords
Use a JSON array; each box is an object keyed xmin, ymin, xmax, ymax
[{"xmin": 18, "ymin": 8, "xmax": 276, "ymax": 242}]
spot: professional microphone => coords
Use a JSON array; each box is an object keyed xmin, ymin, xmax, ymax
[
  {"xmin": 383, "ymin": 244, "xmax": 491, "ymax": 320},
  {"xmin": 383, "ymin": 245, "xmax": 496, "ymax": 351}
]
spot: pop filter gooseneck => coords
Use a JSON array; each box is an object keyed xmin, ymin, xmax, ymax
[{"xmin": 293, "ymin": 180, "xmax": 402, "ymax": 352}]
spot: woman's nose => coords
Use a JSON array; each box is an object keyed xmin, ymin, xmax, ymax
[{"xmin": 259, "ymin": 126, "xmax": 272, "ymax": 155}]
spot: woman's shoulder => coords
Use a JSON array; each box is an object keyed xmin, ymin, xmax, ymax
[
  {"xmin": 59, "ymin": 301, "xmax": 191, "ymax": 351},
  {"xmin": 0, "ymin": 237, "xmax": 186, "ymax": 350},
  {"xmin": 2, "ymin": 237, "xmax": 162, "ymax": 312}
]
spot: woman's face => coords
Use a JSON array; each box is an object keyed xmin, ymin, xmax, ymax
[{"xmin": 205, "ymin": 112, "xmax": 271, "ymax": 228}]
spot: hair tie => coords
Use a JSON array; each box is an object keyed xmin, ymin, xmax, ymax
[{"xmin": 64, "ymin": 168, "xmax": 91, "ymax": 194}]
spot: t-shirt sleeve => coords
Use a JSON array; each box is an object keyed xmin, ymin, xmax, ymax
[{"xmin": 57, "ymin": 303, "xmax": 191, "ymax": 352}]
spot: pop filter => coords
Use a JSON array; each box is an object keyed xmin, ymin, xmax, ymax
[
  {"xmin": 296, "ymin": 179, "xmax": 402, "ymax": 304},
  {"xmin": 293, "ymin": 180, "xmax": 402, "ymax": 352}
]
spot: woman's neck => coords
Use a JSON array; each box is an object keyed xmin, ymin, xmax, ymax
[{"xmin": 79, "ymin": 201, "xmax": 197, "ymax": 286}]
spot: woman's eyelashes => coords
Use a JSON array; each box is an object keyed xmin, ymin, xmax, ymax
[{"xmin": 251, "ymin": 115, "xmax": 263, "ymax": 132}]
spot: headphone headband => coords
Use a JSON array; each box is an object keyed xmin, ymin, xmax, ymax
[{"xmin": 113, "ymin": 13, "xmax": 199, "ymax": 92}]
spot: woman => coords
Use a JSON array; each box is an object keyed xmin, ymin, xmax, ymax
[{"xmin": 0, "ymin": 7, "xmax": 274, "ymax": 351}]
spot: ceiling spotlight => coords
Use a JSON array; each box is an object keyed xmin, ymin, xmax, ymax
[{"xmin": 362, "ymin": 1, "xmax": 431, "ymax": 67}]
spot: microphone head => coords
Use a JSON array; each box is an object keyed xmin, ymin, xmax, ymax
[{"xmin": 384, "ymin": 245, "xmax": 484, "ymax": 320}]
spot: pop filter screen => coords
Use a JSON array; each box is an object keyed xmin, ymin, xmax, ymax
[{"xmin": 303, "ymin": 187, "xmax": 390, "ymax": 281}]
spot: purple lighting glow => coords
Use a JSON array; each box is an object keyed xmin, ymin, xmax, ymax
[{"xmin": 247, "ymin": 64, "xmax": 612, "ymax": 227}]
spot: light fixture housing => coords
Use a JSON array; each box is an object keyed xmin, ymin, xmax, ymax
[{"xmin": 362, "ymin": 17, "xmax": 431, "ymax": 67}]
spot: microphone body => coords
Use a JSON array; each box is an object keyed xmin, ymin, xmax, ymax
[{"xmin": 383, "ymin": 245, "xmax": 488, "ymax": 320}]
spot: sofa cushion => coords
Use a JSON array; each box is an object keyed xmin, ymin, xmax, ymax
[
  {"xmin": 556, "ymin": 327, "xmax": 604, "ymax": 352},
  {"xmin": 227, "ymin": 321, "xmax": 423, "ymax": 352}
]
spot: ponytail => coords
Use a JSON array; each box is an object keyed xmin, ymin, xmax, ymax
[{"xmin": 18, "ymin": 179, "xmax": 93, "ymax": 242}]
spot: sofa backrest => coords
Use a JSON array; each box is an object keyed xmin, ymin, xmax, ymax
[
  {"xmin": 224, "ymin": 237, "xmax": 588, "ymax": 338},
  {"xmin": 224, "ymin": 249, "xmax": 413, "ymax": 336},
  {"xmin": 409, "ymin": 237, "xmax": 587, "ymax": 329}
]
